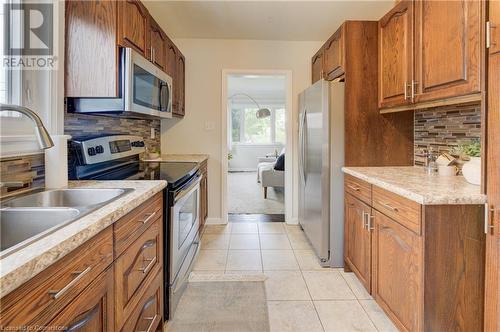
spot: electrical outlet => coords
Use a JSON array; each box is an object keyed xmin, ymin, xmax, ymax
[{"xmin": 151, "ymin": 128, "xmax": 155, "ymax": 139}]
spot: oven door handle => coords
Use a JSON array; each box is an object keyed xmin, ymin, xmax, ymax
[{"xmin": 174, "ymin": 175, "xmax": 202, "ymax": 204}]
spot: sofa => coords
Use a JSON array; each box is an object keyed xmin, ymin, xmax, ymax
[{"xmin": 257, "ymin": 150, "xmax": 285, "ymax": 198}]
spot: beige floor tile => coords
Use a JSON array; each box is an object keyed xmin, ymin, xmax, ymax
[
  {"xmin": 268, "ymin": 301, "xmax": 324, "ymax": 332},
  {"xmin": 264, "ymin": 271, "xmax": 310, "ymax": 300},
  {"xmin": 262, "ymin": 250, "xmax": 299, "ymax": 270},
  {"xmin": 258, "ymin": 222, "xmax": 285, "ymax": 234},
  {"xmin": 260, "ymin": 234, "xmax": 292, "ymax": 250},
  {"xmin": 203, "ymin": 224, "xmax": 231, "ymax": 234},
  {"xmin": 229, "ymin": 234, "xmax": 260, "ymax": 249},
  {"xmin": 226, "ymin": 250, "xmax": 262, "ymax": 270},
  {"xmin": 341, "ymin": 271, "xmax": 372, "ymax": 300},
  {"xmin": 284, "ymin": 224, "xmax": 303, "ymax": 233},
  {"xmin": 359, "ymin": 300, "xmax": 398, "ymax": 332},
  {"xmin": 231, "ymin": 222, "xmax": 259, "ymax": 234},
  {"xmin": 287, "ymin": 231, "xmax": 313, "ymax": 250},
  {"xmin": 201, "ymin": 233, "xmax": 230, "ymax": 250},
  {"xmin": 193, "ymin": 250, "xmax": 227, "ymax": 271},
  {"xmin": 314, "ymin": 300, "xmax": 377, "ymax": 332},
  {"xmin": 294, "ymin": 250, "xmax": 324, "ymax": 270},
  {"xmin": 302, "ymin": 271, "xmax": 356, "ymax": 300}
]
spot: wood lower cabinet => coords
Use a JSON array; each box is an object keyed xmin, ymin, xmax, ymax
[
  {"xmin": 344, "ymin": 177, "xmax": 485, "ymax": 331},
  {"xmin": 372, "ymin": 210, "xmax": 422, "ymax": 331},
  {"xmin": 117, "ymin": 0, "xmax": 148, "ymax": 55},
  {"xmin": 48, "ymin": 267, "xmax": 114, "ymax": 331},
  {"xmin": 344, "ymin": 193, "xmax": 372, "ymax": 292},
  {"xmin": 0, "ymin": 193, "xmax": 165, "ymax": 331}
]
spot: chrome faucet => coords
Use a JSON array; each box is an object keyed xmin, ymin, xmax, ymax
[{"xmin": 0, "ymin": 104, "xmax": 54, "ymax": 149}]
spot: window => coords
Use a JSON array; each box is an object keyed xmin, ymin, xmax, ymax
[{"xmin": 231, "ymin": 106, "xmax": 285, "ymax": 145}]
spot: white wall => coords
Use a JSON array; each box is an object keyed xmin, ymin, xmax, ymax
[
  {"xmin": 229, "ymin": 143, "xmax": 284, "ymax": 171},
  {"xmin": 161, "ymin": 39, "xmax": 322, "ymax": 222}
]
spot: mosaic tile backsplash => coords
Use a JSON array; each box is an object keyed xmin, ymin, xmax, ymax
[
  {"xmin": 0, "ymin": 153, "xmax": 45, "ymax": 199},
  {"xmin": 64, "ymin": 113, "xmax": 161, "ymax": 152},
  {"xmin": 414, "ymin": 103, "xmax": 481, "ymax": 166}
]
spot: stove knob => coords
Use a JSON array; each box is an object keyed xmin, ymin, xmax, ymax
[
  {"xmin": 95, "ymin": 145, "xmax": 104, "ymax": 154},
  {"xmin": 88, "ymin": 147, "xmax": 96, "ymax": 156}
]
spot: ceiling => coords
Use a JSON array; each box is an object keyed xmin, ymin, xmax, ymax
[
  {"xmin": 228, "ymin": 74, "xmax": 286, "ymax": 104},
  {"xmin": 143, "ymin": 1, "xmax": 394, "ymax": 41}
]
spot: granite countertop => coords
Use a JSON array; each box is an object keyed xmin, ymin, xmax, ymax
[
  {"xmin": 0, "ymin": 180, "xmax": 167, "ymax": 298},
  {"xmin": 142, "ymin": 153, "xmax": 209, "ymax": 164},
  {"xmin": 342, "ymin": 166, "xmax": 486, "ymax": 205}
]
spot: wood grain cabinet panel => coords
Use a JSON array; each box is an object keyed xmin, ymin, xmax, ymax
[
  {"xmin": 117, "ymin": 0, "xmax": 149, "ymax": 56},
  {"xmin": 48, "ymin": 267, "xmax": 114, "ymax": 332},
  {"xmin": 378, "ymin": 0, "xmax": 414, "ymax": 109},
  {"xmin": 114, "ymin": 218, "xmax": 163, "ymax": 330},
  {"xmin": 414, "ymin": 0, "xmax": 481, "ymax": 102},
  {"xmin": 311, "ymin": 50, "xmax": 324, "ymax": 84},
  {"xmin": 372, "ymin": 210, "xmax": 422, "ymax": 332},
  {"xmin": 323, "ymin": 27, "xmax": 345, "ymax": 80},
  {"xmin": 173, "ymin": 52, "xmax": 186, "ymax": 117},
  {"xmin": 344, "ymin": 193, "xmax": 372, "ymax": 292},
  {"xmin": 149, "ymin": 18, "xmax": 167, "ymax": 71},
  {"xmin": 344, "ymin": 175, "xmax": 372, "ymax": 205}
]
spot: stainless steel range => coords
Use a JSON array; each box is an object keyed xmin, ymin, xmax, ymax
[{"xmin": 68, "ymin": 134, "xmax": 201, "ymax": 319}]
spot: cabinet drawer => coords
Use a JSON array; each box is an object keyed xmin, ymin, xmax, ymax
[
  {"xmin": 115, "ymin": 218, "xmax": 163, "ymax": 330},
  {"xmin": 372, "ymin": 186, "xmax": 421, "ymax": 234},
  {"xmin": 344, "ymin": 175, "xmax": 372, "ymax": 205},
  {"xmin": 114, "ymin": 192, "xmax": 163, "ymax": 257},
  {"xmin": 0, "ymin": 227, "xmax": 113, "ymax": 327},
  {"xmin": 121, "ymin": 270, "xmax": 163, "ymax": 332}
]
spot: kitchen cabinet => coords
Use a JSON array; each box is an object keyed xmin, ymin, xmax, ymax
[
  {"xmin": 344, "ymin": 193, "xmax": 372, "ymax": 292},
  {"xmin": 378, "ymin": 0, "xmax": 414, "ymax": 109},
  {"xmin": 485, "ymin": 1, "xmax": 500, "ymax": 330},
  {"xmin": 199, "ymin": 160, "xmax": 208, "ymax": 232},
  {"xmin": 149, "ymin": 18, "xmax": 168, "ymax": 71},
  {"xmin": 343, "ymin": 176, "xmax": 485, "ymax": 331},
  {"xmin": 0, "ymin": 193, "xmax": 164, "ymax": 331},
  {"xmin": 48, "ymin": 267, "xmax": 114, "ymax": 332},
  {"xmin": 174, "ymin": 52, "xmax": 186, "ymax": 117},
  {"xmin": 378, "ymin": 0, "xmax": 483, "ymax": 111},
  {"xmin": 117, "ymin": 0, "xmax": 149, "ymax": 56},
  {"xmin": 323, "ymin": 26, "xmax": 345, "ymax": 80},
  {"xmin": 372, "ymin": 210, "xmax": 422, "ymax": 331},
  {"xmin": 311, "ymin": 50, "xmax": 324, "ymax": 83}
]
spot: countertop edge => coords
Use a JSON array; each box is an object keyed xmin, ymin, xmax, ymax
[{"xmin": 0, "ymin": 180, "xmax": 167, "ymax": 298}]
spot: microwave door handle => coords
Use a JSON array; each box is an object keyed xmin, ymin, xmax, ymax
[{"xmin": 159, "ymin": 82, "xmax": 166, "ymax": 111}]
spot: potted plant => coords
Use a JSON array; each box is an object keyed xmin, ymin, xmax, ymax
[{"xmin": 459, "ymin": 140, "xmax": 481, "ymax": 185}]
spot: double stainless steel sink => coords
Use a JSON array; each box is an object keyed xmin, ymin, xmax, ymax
[{"xmin": 0, "ymin": 188, "xmax": 133, "ymax": 257}]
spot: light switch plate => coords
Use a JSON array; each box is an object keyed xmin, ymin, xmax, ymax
[{"xmin": 205, "ymin": 121, "xmax": 216, "ymax": 131}]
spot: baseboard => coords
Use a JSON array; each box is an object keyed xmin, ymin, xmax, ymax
[
  {"xmin": 228, "ymin": 168, "xmax": 257, "ymax": 172},
  {"xmin": 205, "ymin": 217, "xmax": 227, "ymax": 225},
  {"xmin": 286, "ymin": 217, "xmax": 299, "ymax": 225}
]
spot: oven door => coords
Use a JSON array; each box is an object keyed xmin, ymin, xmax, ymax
[
  {"xmin": 124, "ymin": 48, "xmax": 172, "ymax": 118},
  {"xmin": 169, "ymin": 173, "xmax": 201, "ymax": 316}
]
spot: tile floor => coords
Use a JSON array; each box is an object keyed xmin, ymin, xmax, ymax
[{"xmin": 192, "ymin": 222, "xmax": 398, "ymax": 332}]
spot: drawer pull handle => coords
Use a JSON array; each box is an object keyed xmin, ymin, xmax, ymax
[
  {"xmin": 347, "ymin": 184, "xmax": 360, "ymax": 192},
  {"xmin": 139, "ymin": 257, "xmax": 156, "ymax": 274},
  {"xmin": 48, "ymin": 266, "xmax": 92, "ymax": 300},
  {"xmin": 138, "ymin": 314, "xmax": 158, "ymax": 332},
  {"xmin": 382, "ymin": 202, "xmax": 399, "ymax": 212},
  {"xmin": 139, "ymin": 212, "xmax": 157, "ymax": 224}
]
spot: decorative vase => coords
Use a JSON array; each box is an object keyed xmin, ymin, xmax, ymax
[{"xmin": 462, "ymin": 157, "xmax": 481, "ymax": 185}]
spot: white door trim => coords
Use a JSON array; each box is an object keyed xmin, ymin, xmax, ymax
[{"xmin": 221, "ymin": 69, "xmax": 294, "ymax": 224}]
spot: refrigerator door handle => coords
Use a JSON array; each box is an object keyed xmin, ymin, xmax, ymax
[
  {"xmin": 302, "ymin": 109, "xmax": 307, "ymax": 183},
  {"xmin": 298, "ymin": 112, "xmax": 304, "ymax": 183}
]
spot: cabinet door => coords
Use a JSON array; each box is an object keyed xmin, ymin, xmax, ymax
[
  {"xmin": 485, "ymin": 1, "xmax": 500, "ymax": 330},
  {"xmin": 311, "ymin": 51, "xmax": 324, "ymax": 84},
  {"xmin": 149, "ymin": 19, "xmax": 167, "ymax": 71},
  {"xmin": 378, "ymin": 0, "xmax": 414, "ymax": 109},
  {"xmin": 414, "ymin": 0, "xmax": 481, "ymax": 102},
  {"xmin": 49, "ymin": 267, "xmax": 114, "ymax": 332},
  {"xmin": 372, "ymin": 210, "xmax": 422, "ymax": 332},
  {"xmin": 323, "ymin": 27, "xmax": 344, "ymax": 80},
  {"xmin": 173, "ymin": 52, "xmax": 186, "ymax": 117},
  {"xmin": 344, "ymin": 193, "xmax": 372, "ymax": 292},
  {"xmin": 118, "ymin": 0, "xmax": 148, "ymax": 55}
]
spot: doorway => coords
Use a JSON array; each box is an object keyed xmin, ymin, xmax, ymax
[{"xmin": 221, "ymin": 70, "xmax": 293, "ymax": 223}]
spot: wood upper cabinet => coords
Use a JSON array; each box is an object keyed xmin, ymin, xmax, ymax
[
  {"xmin": 485, "ymin": 1, "xmax": 500, "ymax": 330},
  {"xmin": 48, "ymin": 267, "xmax": 114, "ymax": 332},
  {"xmin": 344, "ymin": 193, "xmax": 372, "ymax": 292},
  {"xmin": 372, "ymin": 210, "xmax": 422, "ymax": 332},
  {"xmin": 378, "ymin": 0, "xmax": 414, "ymax": 109},
  {"xmin": 414, "ymin": 0, "xmax": 481, "ymax": 102},
  {"xmin": 174, "ymin": 52, "xmax": 186, "ymax": 117},
  {"xmin": 149, "ymin": 18, "xmax": 167, "ymax": 71},
  {"xmin": 323, "ymin": 26, "xmax": 345, "ymax": 80},
  {"xmin": 117, "ymin": 0, "xmax": 149, "ymax": 55},
  {"xmin": 311, "ymin": 50, "xmax": 324, "ymax": 83}
]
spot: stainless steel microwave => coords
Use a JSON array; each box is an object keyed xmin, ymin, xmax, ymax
[{"xmin": 66, "ymin": 48, "xmax": 173, "ymax": 119}]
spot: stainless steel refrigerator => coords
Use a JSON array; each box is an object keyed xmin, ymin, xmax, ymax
[{"xmin": 298, "ymin": 79, "xmax": 345, "ymax": 267}]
